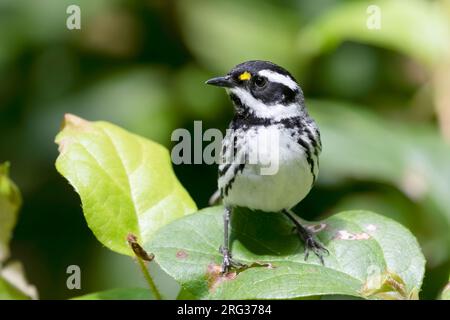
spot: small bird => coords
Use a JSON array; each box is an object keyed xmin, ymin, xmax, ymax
[{"xmin": 206, "ymin": 60, "xmax": 328, "ymax": 273}]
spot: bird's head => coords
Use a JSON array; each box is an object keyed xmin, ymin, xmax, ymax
[{"xmin": 206, "ymin": 60, "xmax": 306, "ymax": 121}]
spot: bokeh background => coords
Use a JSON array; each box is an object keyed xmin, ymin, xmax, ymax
[{"xmin": 1, "ymin": 0, "xmax": 449, "ymax": 299}]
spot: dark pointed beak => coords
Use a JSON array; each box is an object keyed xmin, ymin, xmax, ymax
[{"xmin": 205, "ymin": 75, "xmax": 234, "ymax": 88}]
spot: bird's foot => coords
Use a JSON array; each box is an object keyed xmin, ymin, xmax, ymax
[
  {"xmin": 219, "ymin": 246, "xmax": 246, "ymax": 274},
  {"xmin": 295, "ymin": 227, "xmax": 329, "ymax": 265}
]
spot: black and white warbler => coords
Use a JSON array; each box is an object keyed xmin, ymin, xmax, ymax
[{"xmin": 206, "ymin": 60, "xmax": 328, "ymax": 273}]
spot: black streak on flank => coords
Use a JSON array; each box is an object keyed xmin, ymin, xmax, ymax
[
  {"xmin": 219, "ymin": 163, "xmax": 231, "ymax": 176},
  {"xmin": 296, "ymin": 136, "xmax": 316, "ymax": 184},
  {"xmin": 222, "ymin": 163, "xmax": 246, "ymax": 197},
  {"xmin": 304, "ymin": 126, "xmax": 319, "ymax": 159}
]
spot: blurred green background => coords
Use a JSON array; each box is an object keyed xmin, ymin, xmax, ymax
[{"xmin": 1, "ymin": 0, "xmax": 450, "ymax": 299}]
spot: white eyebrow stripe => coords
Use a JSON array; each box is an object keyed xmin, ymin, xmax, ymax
[{"xmin": 258, "ymin": 69, "xmax": 298, "ymax": 91}]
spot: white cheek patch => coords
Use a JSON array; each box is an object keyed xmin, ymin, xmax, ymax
[
  {"xmin": 230, "ymin": 88, "xmax": 301, "ymax": 121},
  {"xmin": 258, "ymin": 69, "xmax": 298, "ymax": 91}
]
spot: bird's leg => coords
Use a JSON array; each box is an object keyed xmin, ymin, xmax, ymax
[
  {"xmin": 220, "ymin": 206, "xmax": 245, "ymax": 273},
  {"xmin": 282, "ymin": 209, "xmax": 329, "ymax": 265}
]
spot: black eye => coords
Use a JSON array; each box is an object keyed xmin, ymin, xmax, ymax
[{"xmin": 254, "ymin": 76, "xmax": 266, "ymax": 87}]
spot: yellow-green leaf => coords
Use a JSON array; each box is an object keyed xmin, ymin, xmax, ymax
[
  {"xmin": 55, "ymin": 114, "xmax": 197, "ymax": 256},
  {"xmin": 0, "ymin": 162, "xmax": 22, "ymax": 264},
  {"xmin": 0, "ymin": 261, "xmax": 38, "ymax": 300},
  {"xmin": 0, "ymin": 277, "xmax": 29, "ymax": 300}
]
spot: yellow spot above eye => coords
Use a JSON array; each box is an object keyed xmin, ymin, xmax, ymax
[{"xmin": 238, "ymin": 71, "xmax": 251, "ymax": 81}]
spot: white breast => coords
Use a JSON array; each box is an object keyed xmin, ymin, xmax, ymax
[{"xmin": 219, "ymin": 125, "xmax": 316, "ymax": 212}]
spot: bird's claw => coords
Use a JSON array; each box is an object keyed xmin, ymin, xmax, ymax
[
  {"xmin": 292, "ymin": 227, "xmax": 329, "ymax": 265},
  {"xmin": 304, "ymin": 236, "xmax": 329, "ymax": 265},
  {"xmin": 219, "ymin": 246, "xmax": 246, "ymax": 274}
]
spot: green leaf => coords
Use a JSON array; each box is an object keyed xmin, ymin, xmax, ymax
[
  {"xmin": 0, "ymin": 277, "xmax": 29, "ymax": 300},
  {"xmin": 297, "ymin": 0, "xmax": 450, "ymax": 68},
  {"xmin": 177, "ymin": 287, "xmax": 197, "ymax": 300},
  {"xmin": 55, "ymin": 114, "xmax": 197, "ymax": 256},
  {"xmin": 0, "ymin": 162, "xmax": 22, "ymax": 264},
  {"xmin": 0, "ymin": 261, "xmax": 38, "ymax": 300},
  {"xmin": 72, "ymin": 288, "xmax": 154, "ymax": 300},
  {"xmin": 149, "ymin": 206, "xmax": 425, "ymax": 300},
  {"xmin": 0, "ymin": 167, "xmax": 36, "ymax": 300}
]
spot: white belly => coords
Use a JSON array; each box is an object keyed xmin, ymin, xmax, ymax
[{"xmin": 219, "ymin": 126, "xmax": 317, "ymax": 212}]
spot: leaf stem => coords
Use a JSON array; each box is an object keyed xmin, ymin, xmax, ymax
[{"xmin": 136, "ymin": 257, "xmax": 162, "ymax": 300}]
